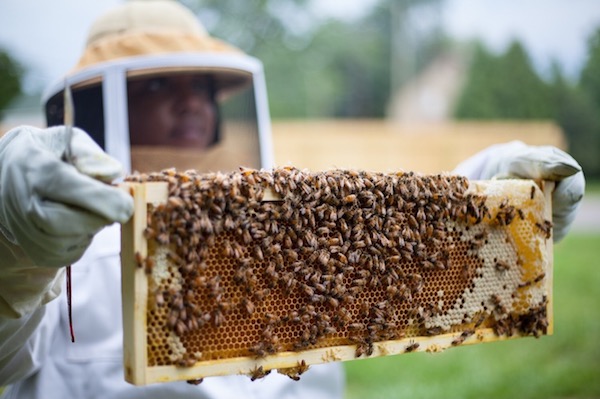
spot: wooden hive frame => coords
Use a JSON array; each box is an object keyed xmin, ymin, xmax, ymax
[{"xmin": 120, "ymin": 169, "xmax": 553, "ymax": 385}]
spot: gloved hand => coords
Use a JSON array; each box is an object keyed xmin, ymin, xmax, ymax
[
  {"xmin": 0, "ymin": 125, "xmax": 134, "ymax": 268},
  {"xmin": 454, "ymin": 140, "xmax": 585, "ymax": 242}
]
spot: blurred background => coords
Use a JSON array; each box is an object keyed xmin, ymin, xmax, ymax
[
  {"xmin": 1, "ymin": 0, "xmax": 599, "ymax": 397},
  {"xmin": 2, "ymin": 0, "xmax": 600, "ymax": 176}
]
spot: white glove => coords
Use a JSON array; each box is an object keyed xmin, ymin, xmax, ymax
[
  {"xmin": 454, "ymin": 140, "xmax": 585, "ymax": 242},
  {"xmin": 0, "ymin": 125, "xmax": 134, "ymax": 317},
  {"xmin": 0, "ymin": 125, "xmax": 134, "ymax": 267}
]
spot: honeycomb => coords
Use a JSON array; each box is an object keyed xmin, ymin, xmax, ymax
[{"xmin": 121, "ymin": 167, "xmax": 552, "ymax": 385}]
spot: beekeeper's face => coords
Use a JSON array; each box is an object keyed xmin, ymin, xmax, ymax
[{"xmin": 127, "ymin": 73, "xmax": 217, "ymax": 148}]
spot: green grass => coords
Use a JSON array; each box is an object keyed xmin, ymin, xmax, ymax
[{"xmin": 344, "ymin": 233, "xmax": 600, "ymax": 399}]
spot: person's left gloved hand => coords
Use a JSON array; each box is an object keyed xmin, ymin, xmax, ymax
[{"xmin": 454, "ymin": 141, "xmax": 585, "ymax": 242}]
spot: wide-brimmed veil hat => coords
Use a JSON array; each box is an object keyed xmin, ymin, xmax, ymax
[{"xmin": 42, "ymin": 0, "xmax": 274, "ymax": 172}]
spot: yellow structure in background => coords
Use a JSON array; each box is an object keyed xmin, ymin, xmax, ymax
[
  {"xmin": 272, "ymin": 120, "xmax": 566, "ymax": 173},
  {"xmin": 1, "ymin": 119, "xmax": 565, "ymax": 175}
]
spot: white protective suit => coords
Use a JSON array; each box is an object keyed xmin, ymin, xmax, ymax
[{"xmin": 0, "ymin": 1, "xmax": 585, "ymax": 398}]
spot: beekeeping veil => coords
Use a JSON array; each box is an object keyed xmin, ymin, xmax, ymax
[{"xmin": 42, "ymin": 0, "xmax": 273, "ymax": 174}]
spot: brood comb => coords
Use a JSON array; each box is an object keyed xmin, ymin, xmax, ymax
[{"xmin": 120, "ymin": 167, "xmax": 553, "ymax": 385}]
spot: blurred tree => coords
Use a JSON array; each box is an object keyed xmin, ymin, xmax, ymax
[
  {"xmin": 580, "ymin": 27, "xmax": 600, "ymax": 109},
  {"xmin": 181, "ymin": 0, "xmax": 443, "ymax": 118},
  {"xmin": 454, "ymin": 40, "xmax": 554, "ymax": 119},
  {"xmin": 499, "ymin": 41, "xmax": 555, "ymax": 118},
  {"xmin": 0, "ymin": 48, "xmax": 23, "ymax": 117},
  {"xmin": 453, "ymin": 43, "xmax": 498, "ymax": 118},
  {"xmin": 561, "ymin": 27, "xmax": 600, "ymax": 178},
  {"xmin": 455, "ymin": 33, "xmax": 600, "ymax": 178},
  {"xmin": 291, "ymin": 15, "xmax": 392, "ymax": 118},
  {"xmin": 552, "ymin": 78, "xmax": 600, "ymax": 178}
]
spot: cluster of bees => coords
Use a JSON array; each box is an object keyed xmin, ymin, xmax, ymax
[{"xmin": 126, "ymin": 167, "xmax": 550, "ymax": 381}]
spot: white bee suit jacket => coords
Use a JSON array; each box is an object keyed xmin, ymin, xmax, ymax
[{"xmin": 0, "ymin": 223, "xmax": 345, "ymax": 398}]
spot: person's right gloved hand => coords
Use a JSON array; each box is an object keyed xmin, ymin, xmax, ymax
[{"xmin": 0, "ymin": 125, "xmax": 134, "ymax": 268}]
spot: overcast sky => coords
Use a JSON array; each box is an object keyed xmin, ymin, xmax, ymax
[
  {"xmin": 1, "ymin": 0, "xmax": 599, "ymax": 94},
  {"xmin": 441, "ymin": 0, "xmax": 600, "ymax": 78}
]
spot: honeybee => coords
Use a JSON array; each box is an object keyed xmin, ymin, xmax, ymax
[
  {"xmin": 167, "ymin": 196, "xmax": 185, "ymax": 209},
  {"xmin": 519, "ymin": 273, "xmax": 546, "ymax": 288},
  {"xmin": 343, "ymin": 194, "xmax": 357, "ymax": 204},
  {"xmin": 176, "ymin": 356, "xmax": 197, "ymax": 368},
  {"xmin": 348, "ymin": 322, "xmax": 365, "ymax": 331},
  {"xmin": 134, "ymin": 251, "xmax": 144, "ymax": 269},
  {"xmin": 175, "ymin": 319, "xmax": 188, "ymax": 336},
  {"xmin": 250, "ymin": 288, "xmax": 269, "ymax": 302},
  {"xmin": 296, "ymin": 359, "xmax": 310, "ymax": 375},
  {"xmin": 495, "ymin": 259, "xmax": 510, "ymax": 272},
  {"xmin": 254, "ymin": 245, "xmax": 264, "ymax": 261},
  {"xmin": 249, "ymin": 343, "xmax": 268, "ymax": 358},
  {"xmin": 405, "ymin": 340, "xmax": 420, "ymax": 352},
  {"xmin": 426, "ymin": 326, "xmax": 443, "ymax": 336},
  {"xmin": 142, "ymin": 226, "xmax": 156, "ymax": 240},
  {"xmin": 278, "ymin": 360, "xmax": 309, "ymax": 381},
  {"xmin": 154, "ymin": 290, "xmax": 165, "ymax": 307},
  {"xmin": 212, "ymin": 307, "xmax": 226, "ymax": 327},
  {"xmin": 535, "ymin": 220, "xmax": 553, "ymax": 239},
  {"xmin": 318, "ymin": 250, "xmax": 330, "ymax": 266},
  {"xmin": 451, "ymin": 329, "xmax": 475, "ymax": 346},
  {"xmin": 144, "ymin": 258, "xmax": 154, "ymax": 274},
  {"xmin": 241, "ymin": 298, "xmax": 255, "ymax": 315},
  {"xmin": 156, "ymin": 233, "xmax": 169, "ymax": 245},
  {"xmin": 327, "ymin": 296, "xmax": 340, "ymax": 308},
  {"xmin": 354, "ymin": 340, "xmax": 374, "ymax": 358},
  {"xmin": 534, "ymin": 273, "xmax": 546, "ymax": 283}
]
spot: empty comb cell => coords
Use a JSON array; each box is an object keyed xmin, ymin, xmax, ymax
[{"xmin": 120, "ymin": 168, "xmax": 553, "ymax": 385}]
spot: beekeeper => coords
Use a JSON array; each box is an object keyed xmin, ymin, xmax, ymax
[{"xmin": 0, "ymin": 0, "xmax": 585, "ymax": 398}]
